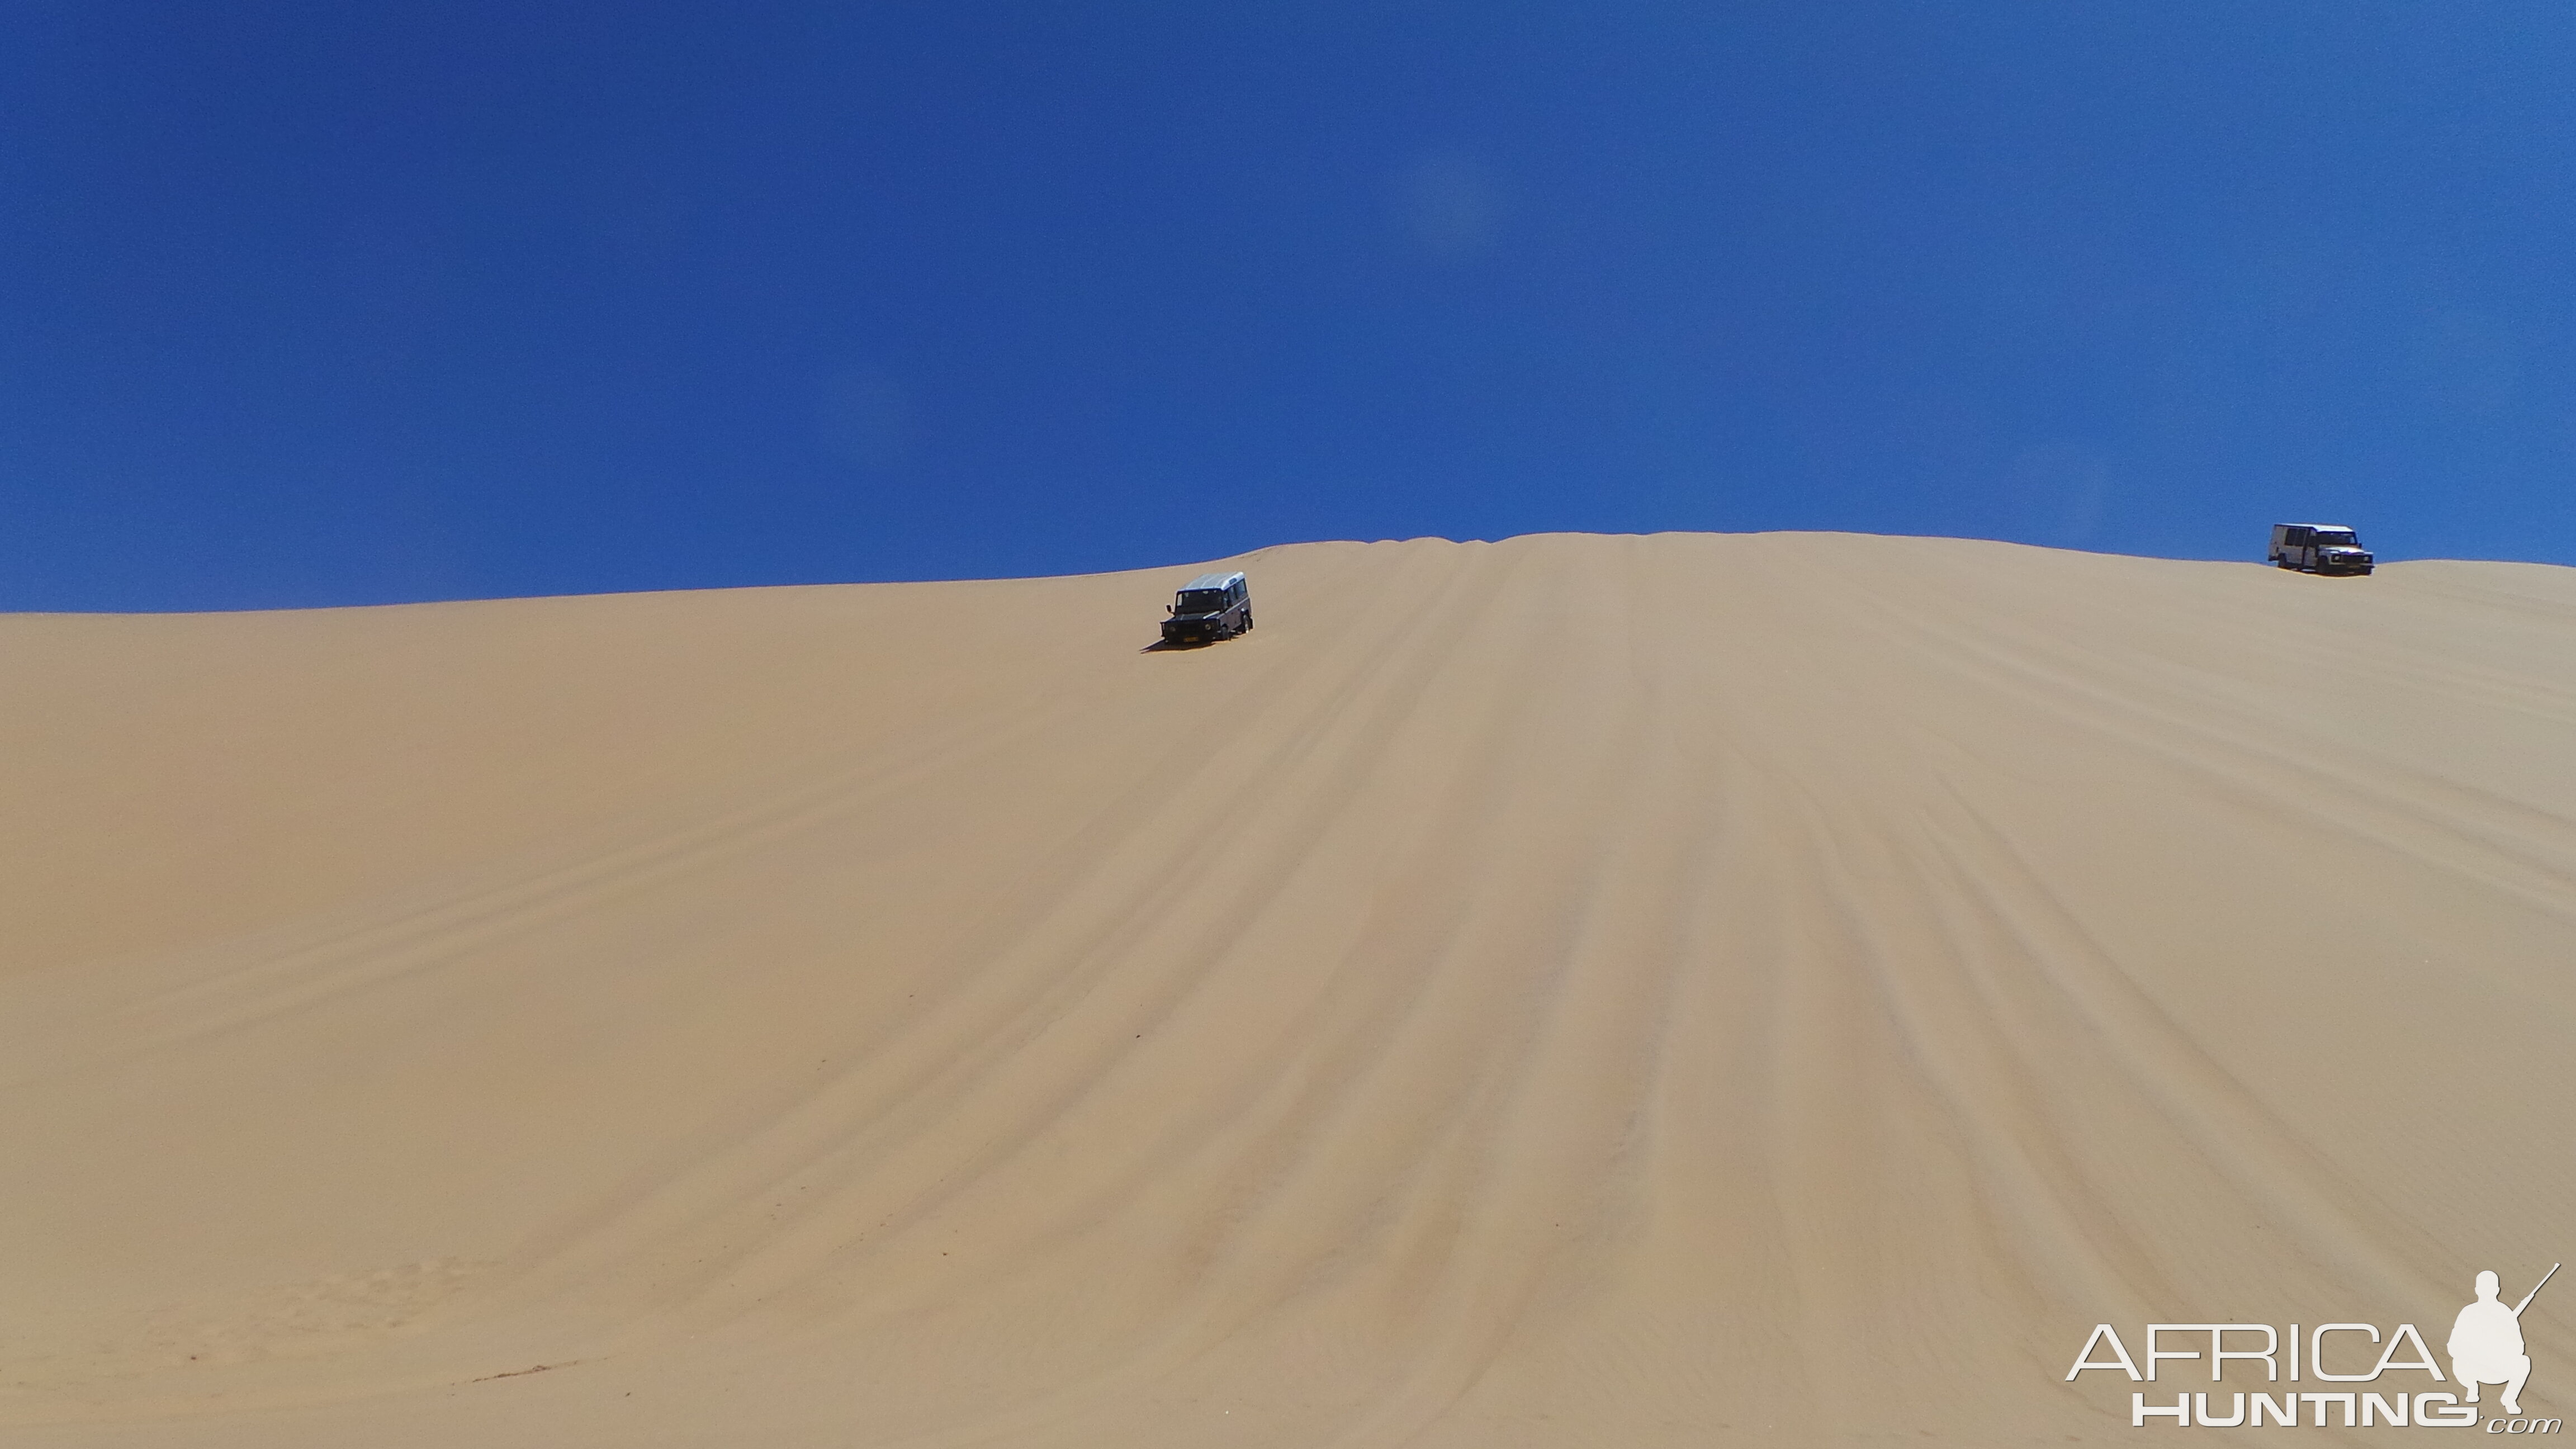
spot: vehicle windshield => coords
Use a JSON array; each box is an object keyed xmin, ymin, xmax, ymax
[
  {"xmin": 2312, "ymin": 530, "xmax": 2358, "ymax": 546},
  {"xmin": 1175, "ymin": 589, "xmax": 1230, "ymax": 614}
]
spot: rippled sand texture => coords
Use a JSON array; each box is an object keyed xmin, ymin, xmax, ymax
[{"xmin": 4, "ymin": 533, "xmax": 2572, "ymax": 1447}]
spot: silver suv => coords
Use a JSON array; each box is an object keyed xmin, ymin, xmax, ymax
[{"xmin": 2269, "ymin": 523, "xmax": 2374, "ymax": 576}]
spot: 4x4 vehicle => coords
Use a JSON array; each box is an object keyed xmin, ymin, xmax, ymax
[
  {"xmin": 2269, "ymin": 523, "xmax": 2374, "ymax": 575},
  {"xmin": 1161, "ymin": 572, "xmax": 1252, "ymax": 645}
]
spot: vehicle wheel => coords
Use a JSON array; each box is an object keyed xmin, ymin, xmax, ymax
[{"xmin": 1242, "ymin": 612, "xmax": 1253, "ymax": 632}]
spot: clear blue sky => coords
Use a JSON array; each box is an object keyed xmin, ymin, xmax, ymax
[{"xmin": 6, "ymin": 2, "xmax": 2573, "ymax": 610}]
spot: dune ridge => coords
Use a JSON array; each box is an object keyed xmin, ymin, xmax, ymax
[{"xmin": 4, "ymin": 532, "xmax": 2573, "ymax": 1446}]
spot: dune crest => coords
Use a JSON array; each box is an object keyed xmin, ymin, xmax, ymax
[{"xmin": 4, "ymin": 533, "xmax": 2573, "ymax": 1446}]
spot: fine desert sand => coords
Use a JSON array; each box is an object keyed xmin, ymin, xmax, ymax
[{"xmin": 3, "ymin": 531, "xmax": 2572, "ymax": 1446}]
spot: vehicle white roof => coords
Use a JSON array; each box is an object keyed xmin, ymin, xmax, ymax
[
  {"xmin": 1180, "ymin": 571, "xmax": 1244, "ymax": 591},
  {"xmin": 2283, "ymin": 522, "xmax": 2355, "ymax": 531}
]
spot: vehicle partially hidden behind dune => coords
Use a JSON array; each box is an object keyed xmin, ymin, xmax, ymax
[
  {"xmin": 1161, "ymin": 571, "xmax": 1252, "ymax": 646},
  {"xmin": 2269, "ymin": 523, "xmax": 2375, "ymax": 575}
]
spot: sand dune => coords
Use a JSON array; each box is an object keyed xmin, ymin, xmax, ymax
[{"xmin": 4, "ymin": 532, "xmax": 2573, "ymax": 1446}]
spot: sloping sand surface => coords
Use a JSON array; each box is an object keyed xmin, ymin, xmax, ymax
[{"xmin": 4, "ymin": 532, "xmax": 2572, "ymax": 1445}]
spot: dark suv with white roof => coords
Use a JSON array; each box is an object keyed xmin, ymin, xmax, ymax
[{"xmin": 1161, "ymin": 571, "xmax": 1252, "ymax": 645}]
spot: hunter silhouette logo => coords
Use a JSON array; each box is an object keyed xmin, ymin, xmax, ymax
[
  {"xmin": 2068, "ymin": 1263, "xmax": 2560, "ymax": 1430},
  {"xmin": 2455, "ymin": 1265, "xmax": 2555, "ymax": 1417}
]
